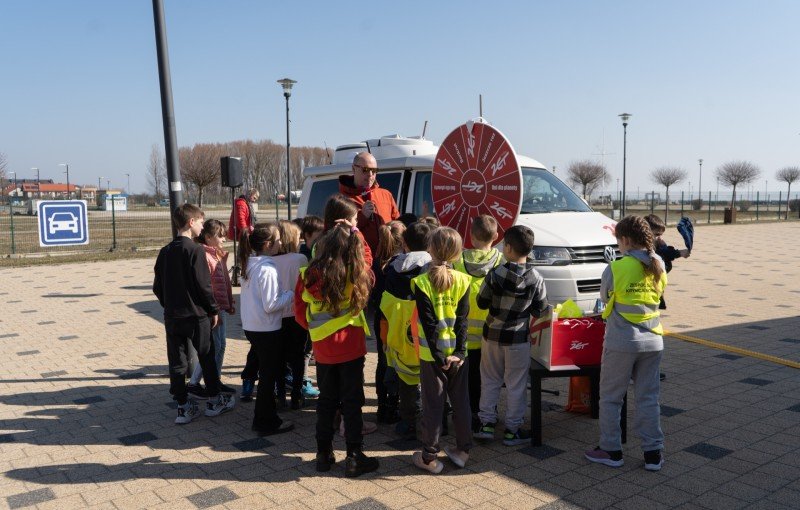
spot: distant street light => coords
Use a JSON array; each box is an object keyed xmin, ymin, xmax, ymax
[
  {"xmin": 277, "ymin": 77, "xmax": 296, "ymax": 220},
  {"xmin": 618, "ymin": 113, "xmax": 631, "ymax": 216},
  {"xmin": 126, "ymin": 173, "xmax": 131, "ymax": 195},
  {"xmin": 698, "ymin": 158, "xmax": 703, "ymax": 202},
  {"xmin": 59, "ymin": 163, "xmax": 70, "ymax": 199}
]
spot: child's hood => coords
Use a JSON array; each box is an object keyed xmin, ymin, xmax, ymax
[
  {"xmin": 389, "ymin": 251, "xmax": 431, "ymax": 274},
  {"xmin": 248, "ymin": 254, "xmax": 275, "ymax": 274},
  {"xmin": 492, "ymin": 261, "xmax": 542, "ymax": 294},
  {"xmin": 460, "ymin": 248, "xmax": 502, "ymax": 277},
  {"xmin": 627, "ymin": 249, "xmax": 665, "ymax": 270}
]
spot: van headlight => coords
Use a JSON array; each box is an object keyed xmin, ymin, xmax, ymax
[{"xmin": 530, "ymin": 246, "xmax": 572, "ymax": 266}]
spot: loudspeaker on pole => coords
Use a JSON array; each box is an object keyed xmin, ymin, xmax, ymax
[{"xmin": 221, "ymin": 156, "xmax": 243, "ymax": 188}]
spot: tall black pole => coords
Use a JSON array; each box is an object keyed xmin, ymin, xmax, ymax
[
  {"xmin": 284, "ymin": 93, "xmax": 291, "ymax": 220},
  {"xmin": 621, "ymin": 123, "xmax": 627, "ymax": 217},
  {"xmin": 152, "ymin": 0, "xmax": 183, "ymax": 236}
]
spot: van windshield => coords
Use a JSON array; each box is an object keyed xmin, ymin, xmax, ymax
[{"xmin": 520, "ymin": 167, "xmax": 591, "ymax": 214}]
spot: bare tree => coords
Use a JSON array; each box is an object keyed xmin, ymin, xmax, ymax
[
  {"xmin": 776, "ymin": 166, "xmax": 800, "ymax": 220},
  {"xmin": 179, "ymin": 143, "xmax": 221, "ymax": 207},
  {"xmin": 566, "ymin": 160, "xmax": 609, "ymax": 199},
  {"xmin": 146, "ymin": 144, "xmax": 167, "ymax": 199},
  {"xmin": 651, "ymin": 166, "xmax": 687, "ymax": 222},
  {"xmin": 716, "ymin": 161, "xmax": 760, "ymax": 208}
]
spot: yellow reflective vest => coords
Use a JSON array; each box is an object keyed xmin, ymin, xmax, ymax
[
  {"xmin": 601, "ymin": 255, "xmax": 667, "ymax": 335},
  {"xmin": 453, "ymin": 248, "xmax": 503, "ymax": 350},
  {"xmin": 298, "ymin": 267, "xmax": 370, "ymax": 342},
  {"xmin": 379, "ymin": 291, "xmax": 421, "ymax": 385},
  {"xmin": 411, "ymin": 270, "xmax": 471, "ymax": 362}
]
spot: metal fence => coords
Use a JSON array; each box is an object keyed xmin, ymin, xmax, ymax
[
  {"xmin": 1, "ymin": 192, "xmax": 797, "ymax": 257},
  {"xmin": 593, "ymin": 190, "xmax": 800, "ymax": 225}
]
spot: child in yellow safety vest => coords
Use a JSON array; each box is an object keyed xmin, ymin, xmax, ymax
[
  {"xmin": 294, "ymin": 220, "xmax": 380, "ymax": 478},
  {"xmin": 585, "ymin": 215, "xmax": 668, "ymax": 472},
  {"xmin": 379, "ymin": 222, "xmax": 434, "ymax": 439},
  {"xmin": 453, "ymin": 214, "xmax": 503, "ymax": 432},
  {"xmin": 373, "ymin": 221, "xmax": 406, "ymax": 424},
  {"xmin": 411, "ymin": 227, "xmax": 472, "ymax": 473}
]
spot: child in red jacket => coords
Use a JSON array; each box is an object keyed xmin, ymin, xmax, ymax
[{"xmin": 295, "ymin": 221, "xmax": 379, "ymax": 479}]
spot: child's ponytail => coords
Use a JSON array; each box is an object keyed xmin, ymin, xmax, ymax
[
  {"xmin": 376, "ymin": 221, "xmax": 406, "ymax": 270},
  {"xmin": 427, "ymin": 227, "xmax": 462, "ymax": 293}
]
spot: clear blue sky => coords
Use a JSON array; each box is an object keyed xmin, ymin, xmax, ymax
[{"xmin": 2, "ymin": 0, "xmax": 798, "ymax": 197}]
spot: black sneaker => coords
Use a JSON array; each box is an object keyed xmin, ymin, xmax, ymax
[
  {"xmin": 644, "ymin": 450, "xmax": 663, "ymax": 471},
  {"xmin": 219, "ymin": 383, "xmax": 237, "ymax": 394},
  {"xmin": 187, "ymin": 383, "xmax": 208, "ymax": 400},
  {"xmin": 315, "ymin": 450, "xmax": 336, "ymax": 472},
  {"xmin": 344, "ymin": 450, "xmax": 379, "ymax": 478},
  {"xmin": 253, "ymin": 421, "xmax": 295, "ymax": 437}
]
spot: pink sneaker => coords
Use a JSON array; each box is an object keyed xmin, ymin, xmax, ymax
[{"xmin": 584, "ymin": 447, "xmax": 624, "ymax": 467}]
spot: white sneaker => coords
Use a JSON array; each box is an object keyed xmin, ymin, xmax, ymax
[
  {"xmin": 205, "ymin": 393, "xmax": 235, "ymax": 417},
  {"xmin": 413, "ymin": 451, "xmax": 443, "ymax": 474},
  {"xmin": 175, "ymin": 400, "xmax": 200, "ymax": 424},
  {"xmin": 443, "ymin": 446, "xmax": 469, "ymax": 468}
]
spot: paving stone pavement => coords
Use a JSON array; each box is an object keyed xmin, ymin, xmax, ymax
[{"xmin": 1, "ymin": 221, "xmax": 798, "ymax": 510}]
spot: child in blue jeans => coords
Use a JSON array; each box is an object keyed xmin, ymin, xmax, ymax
[{"xmin": 585, "ymin": 215, "xmax": 667, "ymax": 471}]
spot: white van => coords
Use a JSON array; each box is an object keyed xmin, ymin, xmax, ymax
[{"xmin": 297, "ymin": 135, "xmax": 619, "ymax": 313}]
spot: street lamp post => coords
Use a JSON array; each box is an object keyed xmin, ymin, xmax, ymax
[
  {"xmin": 698, "ymin": 159, "xmax": 703, "ymax": 205},
  {"xmin": 618, "ymin": 113, "xmax": 631, "ymax": 216},
  {"xmin": 277, "ymin": 77, "xmax": 296, "ymax": 220},
  {"xmin": 126, "ymin": 173, "xmax": 131, "ymax": 195},
  {"xmin": 10, "ymin": 172, "xmax": 17, "ymax": 201},
  {"xmin": 32, "ymin": 167, "xmax": 40, "ymax": 199},
  {"xmin": 59, "ymin": 163, "xmax": 70, "ymax": 199}
]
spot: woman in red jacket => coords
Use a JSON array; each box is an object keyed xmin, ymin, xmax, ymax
[{"xmin": 295, "ymin": 222, "xmax": 379, "ymax": 478}]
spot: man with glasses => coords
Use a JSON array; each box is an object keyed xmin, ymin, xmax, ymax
[{"xmin": 338, "ymin": 152, "xmax": 400, "ymax": 255}]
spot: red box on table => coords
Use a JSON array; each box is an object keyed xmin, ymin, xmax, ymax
[{"xmin": 529, "ymin": 308, "xmax": 605, "ymax": 370}]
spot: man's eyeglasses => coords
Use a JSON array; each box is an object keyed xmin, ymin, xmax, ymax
[{"xmin": 354, "ymin": 164, "xmax": 378, "ymax": 174}]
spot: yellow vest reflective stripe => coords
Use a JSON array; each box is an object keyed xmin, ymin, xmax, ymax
[
  {"xmin": 454, "ymin": 249, "xmax": 502, "ymax": 349},
  {"xmin": 411, "ymin": 271, "xmax": 471, "ymax": 362},
  {"xmin": 379, "ymin": 291, "xmax": 420, "ymax": 385},
  {"xmin": 601, "ymin": 256, "xmax": 667, "ymax": 335},
  {"xmin": 299, "ymin": 267, "xmax": 370, "ymax": 341}
]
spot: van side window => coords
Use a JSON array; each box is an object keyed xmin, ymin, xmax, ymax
[
  {"xmin": 305, "ymin": 179, "xmax": 340, "ymax": 216},
  {"xmin": 412, "ymin": 171, "xmax": 434, "ymax": 217}
]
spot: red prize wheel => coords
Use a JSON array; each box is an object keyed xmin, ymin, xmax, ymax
[{"xmin": 431, "ymin": 120, "xmax": 522, "ymax": 248}]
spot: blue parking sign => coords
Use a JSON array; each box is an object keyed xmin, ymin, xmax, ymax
[{"xmin": 38, "ymin": 200, "xmax": 89, "ymax": 247}]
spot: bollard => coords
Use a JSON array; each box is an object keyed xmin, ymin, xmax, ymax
[
  {"xmin": 111, "ymin": 195, "xmax": 117, "ymax": 251},
  {"xmin": 9, "ymin": 200, "xmax": 15, "ymax": 255}
]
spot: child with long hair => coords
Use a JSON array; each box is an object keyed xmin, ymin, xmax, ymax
[
  {"xmin": 294, "ymin": 222, "xmax": 380, "ymax": 478},
  {"xmin": 411, "ymin": 227, "xmax": 472, "ymax": 473},
  {"xmin": 239, "ymin": 223, "xmax": 295, "ymax": 436},
  {"xmin": 585, "ymin": 215, "xmax": 668, "ymax": 471},
  {"xmin": 273, "ymin": 220, "xmax": 312, "ymax": 409},
  {"xmin": 187, "ymin": 219, "xmax": 236, "ymax": 396},
  {"xmin": 373, "ymin": 220, "xmax": 406, "ymax": 424}
]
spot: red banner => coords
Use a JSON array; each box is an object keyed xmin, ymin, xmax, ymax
[{"xmin": 432, "ymin": 120, "xmax": 522, "ymax": 248}]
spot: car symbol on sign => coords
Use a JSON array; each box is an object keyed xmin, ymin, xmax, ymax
[{"xmin": 48, "ymin": 212, "xmax": 79, "ymax": 234}]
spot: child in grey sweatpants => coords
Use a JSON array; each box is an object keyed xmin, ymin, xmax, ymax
[
  {"xmin": 585, "ymin": 215, "xmax": 667, "ymax": 471},
  {"xmin": 474, "ymin": 226, "xmax": 547, "ymax": 446}
]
